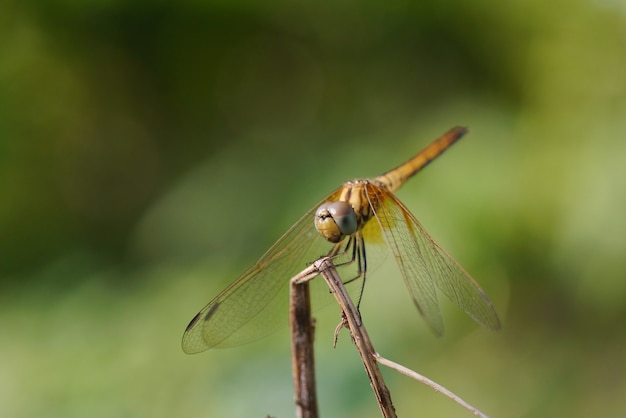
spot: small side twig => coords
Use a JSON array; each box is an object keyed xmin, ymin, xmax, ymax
[{"xmin": 374, "ymin": 354, "xmax": 490, "ymax": 418}]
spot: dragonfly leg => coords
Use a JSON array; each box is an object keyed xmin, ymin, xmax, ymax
[
  {"xmin": 326, "ymin": 235, "xmax": 355, "ymax": 264},
  {"xmin": 318, "ymin": 235, "xmax": 368, "ymax": 326},
  {"xmin": 324, "ymin": 236, "xmax": 362, "ymax": 281},
  {"xmin": 349, "ymin": 235, "xmax": 367, "ymax": 310},
  {"xmin": 323, "ymin": 235, "xmax": 368, "ymax": 315}
]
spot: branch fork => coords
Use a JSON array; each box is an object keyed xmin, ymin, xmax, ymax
[{"xmin": 290, "ymin": 257, "xmax": 490, "ymax": 418}]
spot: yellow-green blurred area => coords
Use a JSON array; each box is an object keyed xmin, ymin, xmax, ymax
[{"xmin": 1, "ymin": 0, "xmax": 625, "ymax": 416}]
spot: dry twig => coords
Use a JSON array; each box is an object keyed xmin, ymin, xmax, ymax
[
  {"xmin": 290, "ymin": 257, "xmax": 491, "ymax": 418},
  {"xmin": 290, "ymin": 264, "xmax": 321, "ymax": 418}
]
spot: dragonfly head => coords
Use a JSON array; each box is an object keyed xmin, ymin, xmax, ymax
[{"xmin": 315, "ymin": 201, "xmax": 357, "ymax": 243}]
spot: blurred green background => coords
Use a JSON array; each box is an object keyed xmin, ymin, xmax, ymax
[{"xmin": 2, "ymin": 1, "xmax": 625, "ymax": 417}]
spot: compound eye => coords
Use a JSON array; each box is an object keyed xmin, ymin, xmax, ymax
[{"xmin": 314, "ymin": 201, "xmax": 357, "ymax": 243}]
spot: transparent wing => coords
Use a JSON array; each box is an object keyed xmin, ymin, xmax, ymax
[
  {"xmin": 367, "ymin": 185, "xmax": 501, "ymax": 335},
  {"xmin": 182, "ymin": 188, "xmax": 345, "ymax": 353}
]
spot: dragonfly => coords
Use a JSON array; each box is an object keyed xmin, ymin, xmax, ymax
[{"xmin": 182, "ymin": 126, "xmax": 501, "ymax": 354}]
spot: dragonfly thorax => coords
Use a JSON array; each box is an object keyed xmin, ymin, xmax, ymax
[{"xmin": 314, "ymin": 201, "xmax": 358, "ymax": 243}]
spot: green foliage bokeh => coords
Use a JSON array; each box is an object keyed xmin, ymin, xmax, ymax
[{"xmin": 1, "ymin": 1, "xmax": 625, "ymax": 417}]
